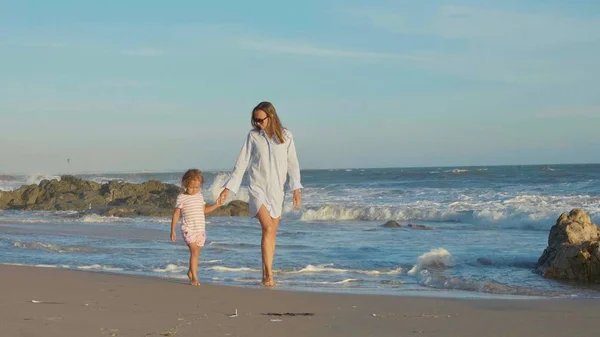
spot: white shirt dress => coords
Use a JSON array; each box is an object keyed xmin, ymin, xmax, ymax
[{"xmin": 224, "ymin": 129, "xmax": 303, "ymax": 218}]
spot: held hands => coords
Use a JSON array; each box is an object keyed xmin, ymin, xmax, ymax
[
  {"xmin": 218, "ymin": 188, "xmax": 300, "ymax": 208},
  {"xmin": 293, "ymin": 189, "xmax": 302, "ymax": 209},
  {"xmin": 218, "ymin": 188, "xmax": 230, "ymax": 206}
]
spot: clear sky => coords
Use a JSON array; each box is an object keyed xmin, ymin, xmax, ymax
[{"xmin": 1, "ymin": 0, "xmax": 599, "ymax": 174}]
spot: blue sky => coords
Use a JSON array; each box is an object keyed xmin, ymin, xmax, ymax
[{"xmin": 1, "ymin": 0, "xmax": 599, "ymax": 173}]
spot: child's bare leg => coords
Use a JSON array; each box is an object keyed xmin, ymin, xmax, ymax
[{"xmin": 187, "ymin": 243, "xmax": 202, "ymax": 286}]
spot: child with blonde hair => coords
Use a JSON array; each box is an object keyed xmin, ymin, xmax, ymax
[{"xmin": 170, "ymin": 169, "xmax": 223, "ymax": 286}]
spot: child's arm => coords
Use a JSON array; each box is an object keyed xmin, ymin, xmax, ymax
[
  {"xmin": 204, "ymin": 203, "xmax": 221, "ymax": 214},
  {"xmin": 170, "ymin": 208, "xmax": 181, "ymax": 242},
  {"xmin": 204, "ymin": 197, "xmax": 224, "ymax": 214}
]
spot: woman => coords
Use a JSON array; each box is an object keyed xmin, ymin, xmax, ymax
[{"xmin": 218, "ymin": 101, "xmax": 302, "ymax": 287}]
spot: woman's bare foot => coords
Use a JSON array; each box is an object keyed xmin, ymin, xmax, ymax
[
  {"xmin": 187, "ymin": 270, "xmax": 193, "ymax": 282},
  {"xmin": 262, "ymin": 275, "xmax": 276, "ymax": 287},
  {"xmin": 190, "ymin": 279, "xmax": 200, "ymax": 286}
]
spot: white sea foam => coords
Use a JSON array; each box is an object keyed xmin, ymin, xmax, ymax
[
  {"xmin": 210, "ymin": 266, "xmax": 260, "ymax": 273},
  {"xmin": 153, "ymin": 261, "xmax": 222, "ymax": 274},
  {"xmin": 153, "ymin": 264, "xmax": 188, "ymax": 274},
  {"xmin": 416, "ymin": 271, "xmax": 556, "ymax": 297},
  {"xmin": 77, "ymin": 264, "xmax": 123, "ymax": 272},
  {"xmin": 284, "ymin": 264, "xmax": 402, "ymax": 276},
  {"xmin": 207, "ymin": 173, "xmax": 250, "ymax": 203},
  {"xmin": 203, "ymin": 260, "xmax": 223, "ymax": 264},
  {"xmin": 408, "ymin": 248, "xmax": 455, "ymax": 275},
  {"xmin": 13, "ymin": 241, "xmax": 94, "ymax": 253},
  {"xmin": 293, "ymin": 279, "xmax": 360, "ymax": 285},
  {"xmin": 300, "ymin": 205, "xmax": 459, "ymax": 222},
  {"xmin": 27, "ymin": 173, "xmax": 61, "ymax": 185},
  {"xmin": 2, "ymin": 262, "xmax": 70, "ymax": 269},
  {"xmin": 80, "ymin": 214, "xmax": 168, "ymax": 223},
  {"xmin": 81, "ymin": 214, "xmax": 129, "ymax": 223},
  {"xmin": 207, "ymin": 264, "xmax": 401, "ymax": 276},
  {"xmin": 297, "ymin": 194, "xmax": 600, "ymax": 229}
]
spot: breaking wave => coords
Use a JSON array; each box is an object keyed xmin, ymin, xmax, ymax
[
  {"xmin": 298, "ymin": 194, "xmax": 600, "ymax": 230},
  {"xmin": 13, "ymin": 241, "xmax": 96, "ymax": 253},
  {"xmin": 408, "ymin": 248, "xmax": 455, "ymax": 275},
  {"xmin": 283, "ymin": 264, "xmax": 402, "ymax": 276}
]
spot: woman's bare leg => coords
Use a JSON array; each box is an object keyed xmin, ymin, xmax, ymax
[{"xmin": 256, "ymin": 206, "xmax": 280, "ymax": 287}]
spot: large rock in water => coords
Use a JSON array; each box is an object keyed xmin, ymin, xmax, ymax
[
  {"xmin": 0, "ymin": 175, "xmax": 249, "ymax": 217},
  {"xmin": 537, "ymin": 209, "xmax": 600, "ymax": 282}
]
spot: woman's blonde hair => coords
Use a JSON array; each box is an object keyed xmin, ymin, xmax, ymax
[
  {"xmin": 181, "ymin": 169, "xmax": 203, "ymax": 189},
  {"xmin": 251, "ymin": 101, "xmax": 286, "ymax": 144}
]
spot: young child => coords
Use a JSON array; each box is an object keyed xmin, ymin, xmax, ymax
[{"xmin": 170, "ymin": 169, "xmax": 223, "ymax": 286}]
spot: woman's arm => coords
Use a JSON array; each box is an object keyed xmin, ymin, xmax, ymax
[
  {"xmin": 286, "ymin": 131, "xmax": 303, "ymax": 209},
  {"xmin": 220, "ymin": 132, "xmax": 253, "ymax": 203}
]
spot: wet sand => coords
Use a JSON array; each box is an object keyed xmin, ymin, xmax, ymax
[{"xmin": 1, "ymin": 264, "xmax": 599, "ymax": 337}]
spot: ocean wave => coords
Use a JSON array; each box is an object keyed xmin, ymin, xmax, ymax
[
  {"xmin": 0, "ymin": 214, "xmax": 169, "ymax": 224},
  {"xmin": 300, "ymin": 205, "xmax": 461, "ymax": 222},
  {"xmin": 380, "ymin": 279, "xmax": 405, "ymax": 285},
  {"xmin": 208, "ymin": 241, "xmax": 309, "ymax": 250},
  {"xmin": 287, "ymin": 279, "xmax": 360, "ymax": 285},
  {"xmin": 208, "ymin": 242, "xmax": 259, "ymax": 249},
  {"xmin": 207, "ymin": 173, "xmax": 250, "ymax": 203},
  {"xmin": 77, "ymin": 264, "xmax": 123, "ymax": 272},
  {"xmin": 26, "ymin": 173, "xmax": 61, "ymax": 185},
  {"xmin": 473, "ymin": 257, "xmax": 536, "ymax": 269},
  {"xmin": 0, "ymin": 219, "xmax": 57, "ymax": 224},
  {"xmin": 408, "ymin": 248, "xmax": 455, "ymax": 275},
  {"xmin": 153, "ymin": 261, "xmax": 223, "ymax": 273},
  {"xmin": 210, "ymin": 266, "xmax": 261, "ymax": 273},
  {"xmin": 297, "ymin": 195, "xmax": 600, "ymax": 229},
  {"xmin": 13, "ymin": 241, "xmax": 96, "ymax": 253},
  {"xmin": 80, "ymin": 214, "xmax": 131, "ymax": 223},
  {"xmin": 416, "ymin": 270, "xmax": 559, "ymax": 297},
  {"xmin": 2, "ymin": 262, "xmax": 71, "ymax": 269},
  {"xmin": 78, "ymin": 214, "xmax": 168, "ymax": 223},
  {"xmin": 205, "ymin": 264, "xmax": 402, "ymax": 276},
  {"xmin": 153, "ymin": 264, "xmax": 188, "ymax": 274},
  {"xmin": 283, "ymin": 264, "xmax": 402, "ymax": 276}
]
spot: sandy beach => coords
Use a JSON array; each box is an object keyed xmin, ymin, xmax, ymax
[{"xmin": 1, "ymin": 265, "xmax": 599, "ymax": 337}]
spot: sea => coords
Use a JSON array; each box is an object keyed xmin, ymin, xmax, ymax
[{"xmin": 1, "ymin": 164, "xmax": 600, "ymax": 299}]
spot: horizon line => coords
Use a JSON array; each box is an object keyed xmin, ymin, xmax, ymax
[{"xmin": 2, "ymin": 162, "xmax": 599, "ymax": 176}]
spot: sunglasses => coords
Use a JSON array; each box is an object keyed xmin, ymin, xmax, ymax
[{"xmin": 253, "ymin": 116, "xmax": 269, "ymax": 124}]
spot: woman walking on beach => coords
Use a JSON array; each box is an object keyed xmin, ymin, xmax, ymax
[{"xmin": 218, "ymin": 101, "xmax": 303, "ymax": 287}]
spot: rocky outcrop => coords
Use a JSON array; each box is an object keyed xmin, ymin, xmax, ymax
[
  {"xmin": 537, "ymin": 209, "xmax": 600, "ymax": 282},
  {"xmin": 0, "ymin": 175, "xmax": 248, "ymax": 217}
]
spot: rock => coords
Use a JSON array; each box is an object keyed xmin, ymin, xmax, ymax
[
  {"xmin": 382, "ymin": 221, "xmax": 434, "ymax": 230},
  {"xmin": 407, "ymin": 224, "xmax": 434, "ymax": 230},
  {"xmin": 477, "ymin": 258, "xmax": 495, "ymax": 266},
  {"xmin": 537, "ymin": 209, "xmax": 600, "ymax": 282},
  {"xmin": 382, "ymin": 220, "xmax": 403, "ymax": 228},
  {"xmin": 210, "ymin": 200, "xmax": 250, "ymax": 217},
  {"xmin": 0, "ymin": 176, "xmax": 249, "ymax": 218}
]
